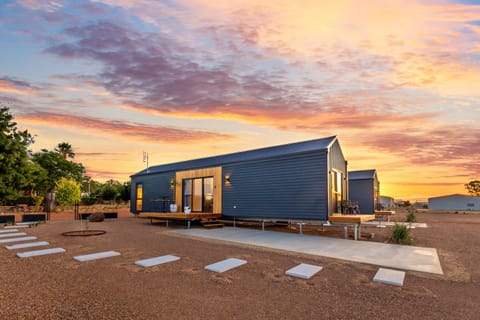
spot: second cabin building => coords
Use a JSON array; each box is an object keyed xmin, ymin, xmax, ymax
[{"xmin": 130, "ymin": 136, "xmax": 348, "ymax": 221}]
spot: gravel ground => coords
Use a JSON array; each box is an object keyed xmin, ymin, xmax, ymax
[{"xmin": 0, "ymin": 208, "xmax": 478, "ymax": 319}]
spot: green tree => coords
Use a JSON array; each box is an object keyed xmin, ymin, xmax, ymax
[
  {"xmin": 55, "ymin": 142, "xmax": 75, "ymax": 159},
  {"xmin": 465, "ymin": 180, "xmax": 480, "ymax": 196},
  {"xmin": 0, "ymin": 106, "xmax": 36, "ymax": 204},
  {"xmin": 100, "ymin": 185, "xmax": 120, "ymax": 202},
  {"xmin": 32, "ymin": 150, "xmax": 84, "ymax": 192},
  {"xmin": 55, "ymin": 177, "xmax": 81, "ymax": 206}
]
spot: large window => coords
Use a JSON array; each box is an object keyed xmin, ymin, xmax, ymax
[
  {"xmin": 135, "ymin": 183, "xmax": 143, "ymax": 211},
  {"xmin": 182, "ymin": 177, "xmax": 214, "ymax": 213},
  {"xmin": 332, "ymin": 171, "xmax": 343, "ymax": 213}
]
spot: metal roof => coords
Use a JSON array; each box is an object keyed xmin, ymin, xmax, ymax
[
  {"xmin": 348, "ymin": 169, "xmax": 377, "ymax": 180},
  {"xmin": 132, "ymin": 135, "xmax": 337, "ymax": 176}
]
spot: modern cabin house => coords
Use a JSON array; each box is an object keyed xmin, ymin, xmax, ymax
[
  {"xmin": 348, "ymin": 169, "xmax": 380, "ymax": 214},
  {"xmin": 130, "ymin": 136, "xmax": 348, "ymax": 221}
]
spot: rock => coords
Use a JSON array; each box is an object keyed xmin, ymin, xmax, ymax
[{"xmin": 89, "ymin": 212, "xmax": 105, "ymax": 222}]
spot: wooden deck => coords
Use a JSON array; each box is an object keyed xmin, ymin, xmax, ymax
[
  {"xmin": 329, "ymin": 214, "xmax": 376, "ymax": 223},
  {"xmin": 138, "ymin": 212, "xmax": 222, "ymax": 221}
]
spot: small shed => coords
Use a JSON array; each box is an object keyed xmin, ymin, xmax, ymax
[
  {"xmin": 348, "ymin": 169, "xmax": 380, "ymax": 214},
  {"xmin": 380, "ymin": 195, "xmax": 395, "ymax": 210},
  {"xmin": 130, "ymin": 136, "xmax": 348, "ymax": 221},
  {"xmin": 428, "ymin": 194, "xmax": 480, "ymax": 211}
]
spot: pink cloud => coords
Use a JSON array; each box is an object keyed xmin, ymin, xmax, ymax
[{"xmin": 18, "ymin": 111, "xmax": 234, "ymax": 144}]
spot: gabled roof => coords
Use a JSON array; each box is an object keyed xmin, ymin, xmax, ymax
[
  {"xmin": 348, "ymin": 169, "xmax": 377, "ymax": 180},
  {"xmin": 132, "ymin": 135, "xmax": 338, "ymax": 176}
]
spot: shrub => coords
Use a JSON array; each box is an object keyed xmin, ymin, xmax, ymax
[
  {"xmin": 55, "ymin": 177, "xmax": 81, "ymax": 206},
  {"xmin": 406, "ymin": 212, "xmax": 416, "ymax": 223},
  {"xmin": 391, "ymin": 223, "xmax": 413, "ymax": 245},
  {"xmin": 81, "ymin": 196, "xmax": 97, "ymax": 205}
]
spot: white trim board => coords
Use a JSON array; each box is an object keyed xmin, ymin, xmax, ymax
[
  {"xmin": 17, "ymin": 248, "xmax": 66, "ymax": 258},
  {"xmin": 135, "ymin": 255, "xmax": 180, "ymax": 268},
  {"xmin": 74, "ymin": 251, "xmax": 121, "ymax": 262}
]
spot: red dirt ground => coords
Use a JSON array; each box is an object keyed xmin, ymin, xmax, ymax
[{"xmin": 0, "ymin": 207, "xmax": 478, "ymax": 319}]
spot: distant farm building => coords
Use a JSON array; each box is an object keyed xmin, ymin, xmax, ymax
[
  {"xmin": 348, "ymin": 169, "xmax": 380, "ymax": 214},
  {"xmin": 130, "ymin": 136, "xmax": 348, "ymax": 221},
  {"xmin": 428, "ymin": 194, "xmax": 480, "ymax": 211}
]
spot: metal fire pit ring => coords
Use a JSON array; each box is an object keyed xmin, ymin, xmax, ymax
[{"xmin": 62, "ymin": 230, "xmax": 106, "ymax": 237}]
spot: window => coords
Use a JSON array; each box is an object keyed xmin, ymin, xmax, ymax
[
  {"xmin": 182, "ymin": 177, "xmax": 214, "ymax": 213},
  {"xmin": 135, "ymin": 183, "xmax": 143, "ymax": 211}
]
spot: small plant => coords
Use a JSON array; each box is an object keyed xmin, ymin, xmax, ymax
[
  {"xmin": 391, "ymin": 223, "xmax": 413, "ymax": 245},
  {"xmin": 406, "ymin": 212, "xmax": 416, "ymax": 223}
]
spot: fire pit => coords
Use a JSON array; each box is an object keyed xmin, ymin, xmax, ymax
[{"xmin": 62, "ymin": 230, "xmax": 106, "ymax": 237}]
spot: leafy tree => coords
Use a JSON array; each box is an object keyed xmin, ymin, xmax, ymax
[
  {"xmin": 55, "ymin": 142, "xmax": 75, "ymax": 159},
  {"xmin": 100, "ymin": 185, "xmax": 120, "ymax": 202},
  {"xmin": 55, "ymin": 177, "xmax": 81, "ymax": 206},
  {"xmin": 465, "ymin": 180, "xmax": 480, "ymax": 196},
  {"xmin": 0, "ymin": 106, "xmax": 36, "ymax": 204},
  {"xmin": 81, "ymin": 176, "xmax": 102, "ymax": 194},
  {"xmin": 120, "ymin": 181, "xmax": 131, "ymax": 202},
  {"xmin": 32, "ymin": 150, "xmax": 84, "ymax": 192}
]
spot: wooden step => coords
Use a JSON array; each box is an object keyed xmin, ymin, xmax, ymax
[
  {"xmin": 200, "ymin": 219, "xmax": 224, "ymax": 228},
  {"xmin": 202, "ymin": 223, "xmax": 224, "ymax": 229}
]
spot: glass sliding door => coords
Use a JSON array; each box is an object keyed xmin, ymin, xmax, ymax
[
  {"xmin": 193, "ymin": 178, "xmax": 203, "ymax": 212},
  {"xmin": 182, "ymin": 176, "xmax": 214, "ymax": 213},
  {"xmin": 203, "ymin": 177, "xmax": 213, "ymax": 213},
  {"xmin": 183, "ymin": 179, "xmax": 192, "ymax": 210}
]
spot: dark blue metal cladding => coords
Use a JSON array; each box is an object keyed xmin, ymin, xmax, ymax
[
  {"xmin": 131, "ymin": 172, "xmax": 175, "ymax": 213},
  {"xmin": 349, "ymin": 180, "xmax": 374, "ymax": 213},
  {"xmin": 222, "ymin": 151, "xmax": 328, "ymax": 220}
]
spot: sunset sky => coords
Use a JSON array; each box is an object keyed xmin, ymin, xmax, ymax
[{"xmin": 1, "ymin": 0, "xmax": 479, "ymax": 201}]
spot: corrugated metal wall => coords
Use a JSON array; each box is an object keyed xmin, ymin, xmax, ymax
[
  {"xmin": 222, "ymin": 151, "xmax": 328, "ymax": 220},
  {"xmin": 348, "ymin": 180, "xmax": 374, "ymax": 213},
  {"xmin": 131, "ymin": 172, "xmax": 175, "ymax": 213}
]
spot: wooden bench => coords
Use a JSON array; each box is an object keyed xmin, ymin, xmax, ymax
[{"xmin": 328, "ymin": 214, "xmax": 376, "ymax": 240}]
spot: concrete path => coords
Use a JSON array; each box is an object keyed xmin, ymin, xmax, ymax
[{"xmin": 172, "ymin": 227, "xmax": 443, "ymax": 275}]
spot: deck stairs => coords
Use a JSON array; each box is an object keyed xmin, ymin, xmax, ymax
[{"xmin": 200, "ymin": 219, "xmax": 224, "ymax": 229}]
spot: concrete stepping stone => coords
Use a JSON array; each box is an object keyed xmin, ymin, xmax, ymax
[
  {"xmin": 135, "ymin": 255, "xmax": 180, "ymax": 268},
  {"xmin": 0, "ymin": 232, "xmax": 27, "ymax": 238},
  {"xmin": 17, "ymin": 247, "xmax": 66, "ymax": 258},
  {"xmin": 74, "ymin": 251, "xmax": 121, "ymax": 262},
  {"xmin": 17, "ymin": 222, "xmax": 41, "ymax": 226},
  {"xmin": 6, "ymin": 241, "xmax": 49, "ymax": 250},
  {"xmin": 0, "ymin": 229, "xmax": 19, "ymax": 233},
  {"xmin": 285, "ymin": 263, "xmax": 323, "ymax": 279},
  {"xmin": 373, "ymin": 268, "xmax": 405, "ymax": 286},
  {"xmin": 0, "ymin": 236, "xmax": 37, "ymax": 243},
  {"xmin": 205, "ymin": 258, "xmax": 247, "ymax": 273},
  {"xmin": 4, "ymin": 225, "xmax": 27, "ymax": 229}
]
